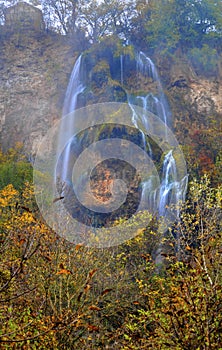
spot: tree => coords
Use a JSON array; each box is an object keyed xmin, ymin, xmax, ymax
[
  {"xmin": 76, "ymin": 0, "xmax": 136, "ymax": 43},
  {"xmin": 42, "ymin": 0, "xmax": 78, "ymax": 34},
  {"xmin": 130, "ymin": 0, "xmax": 222, "ymax": 53},
  {"xmin": 113, "ymin": 176, "xmax": 222, "ymax": 349},
  {"xmin": 0, "ymin": 144, "xmax": 33, "ymax": 191},
  {"xmin": 0, "ymin": 0, "xmax": 18, "ymax": 25}
]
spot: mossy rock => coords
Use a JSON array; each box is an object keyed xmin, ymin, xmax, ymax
[
  {"xmin": 105, "ymin": 82, "xmax": 127, "ymax": 102},
  {"xmin": 91, "ymin": 60, "xmax": 110, "ymax": 87}
]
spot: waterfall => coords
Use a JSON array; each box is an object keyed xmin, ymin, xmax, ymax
[
  {"xmin": 57, "ymin": 54, "xmax": 85, "ymax": 182},
  {"xmin": 135, "ymin": 51, "xmax": 171, "ymax": 126},
  {"xmin": 158, "ymin": 151, "xmax": 188, "ymax": 219},
  {"xmin": 127, "ymin": 51, "xmax": 186, "ymax": 219},
  {"xmin": 137, "ymin": 51, "xmax": 159, "ymax": 81},
  {"xmin": 62, "ymin": 54, "xmax": 85, "ymax": 116},
  {"xmin": 158, "ymin": 150, "xmax": 178, "ymax": 217},
  {"xmin": 120, "ymin": 54, "xmax": 124, "ymax": 85},
  {"xmin": 57, "ymin": 50, "xmax": 187, "ymax": 231},
  {"xmin": 127, "ymin": 51, "xmax": 170, "ymax": 142}
]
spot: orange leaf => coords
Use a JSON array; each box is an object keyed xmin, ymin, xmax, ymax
[
  {"xmin": 75, "ymin": 243, "xmax": 84, "ymax": 251},
  {"xmin": 89, "ymin": 305, "xmax": 101, "ymax": 311},
  {"xmin": 56, "ymin": 269, "xmax": 72, "ymax": 275},
  {"xmin": 18, "ymin": 239, "xmax": 26, "ymax": 246},
  {"xmin": 84, "ymin": 284, "xmax": 91, "ymax": 293},
  {"xmin": 101, "ymin": 288, "xmax": 113, "ymax": 296}
]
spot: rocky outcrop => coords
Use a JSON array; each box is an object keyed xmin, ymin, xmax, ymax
[
  {"xmin": 5, "ymin": 2, "xmax": 45, "ymax": 32},
  {"xmin": 155, "ymin": 52, "xmax": 222, "ymax": 147},
  {"xmin": 187, "ymin": 80, "xmax": 222, "ymax": 115}
]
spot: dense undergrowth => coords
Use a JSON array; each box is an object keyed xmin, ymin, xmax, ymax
[{"xmin": 0, "ymin": 144, "xmax": 221, "ymax": 349}]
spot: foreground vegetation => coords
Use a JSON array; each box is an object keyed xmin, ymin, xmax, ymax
[{"xmin": 0, "ymin": 145, "xmax": 221, "ymax": 349}]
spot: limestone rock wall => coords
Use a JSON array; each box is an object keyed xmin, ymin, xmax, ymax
[
  {"xmin": 154, "ymin": 53, "xmax": 222, "ymax": 147},
  {"xmin": 0, "ymin": 31, "xmax": 76, "ymax": 155}
]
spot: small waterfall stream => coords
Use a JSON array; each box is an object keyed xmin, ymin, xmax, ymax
[
  {"xmin": 131, "ymin": 51, "xmax": 171, "ymax": 127},
  {"xmin": 127, "ymin": 51, "xmax": 187, "ymax": 218},
  {"xmin": 120, "ymin": 54, "xmax": 124, "ymax": 85},
  {"xmin": 58, "ymin": 50, "xmax": 187, "ymax": 227},
  {"xmin": 57, "ymin": 54, "xmax": 85, "ymax": 182},
  {"xmin": 62, "ymin": 54, "xmax": 85, "ymax": 116}
]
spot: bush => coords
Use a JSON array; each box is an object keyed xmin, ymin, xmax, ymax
[{"xmin": 188, "ymin": 44, "xmax": 219, "ymax": 77}]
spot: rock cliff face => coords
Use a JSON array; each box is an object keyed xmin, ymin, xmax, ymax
[
  {"xmin": 0, "ymin": 11, "xmax": 221, "ymax": 158},
  {"xmin": 5, "ymin": 2, "xmax": 45, "ymax": 32},
  {"xmin": 0, "ymin": 29, "xmax": 77, "ymax": 155},
  {"xmin": 165, "ymin": 54, "xmax": 222, "ymax": 132}
]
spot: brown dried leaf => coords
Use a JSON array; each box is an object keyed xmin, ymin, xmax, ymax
[
  {"xmin": 77, "ymin": 291, "xmax": 83, "ymax": 302},
  {"xmin": 88, "ymin": 269, "xmax": 98, "ymax": 279},
  {"xmin": 101, "ymin": 288, "xmax": 113, "ymax": 296}
]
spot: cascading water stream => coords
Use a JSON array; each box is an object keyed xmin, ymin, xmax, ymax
[
  {"xmin": 158, "ymin": 150, "xmax": 178, "ymax": 217},
  {"xmin": 136, "ymin": 51, "xmax": 171, "ymax": 127},
  {"xmin": 57, "ymin": 54, "xmax": 85, "ymax": 182},
  {"xmin": 128, "ymin": 51, "xmax": 186, "ymax": 218}
]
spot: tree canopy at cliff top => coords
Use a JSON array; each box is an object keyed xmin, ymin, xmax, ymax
[{"xmin": 1, "ymin": 0, "xmax": 222, "ymax": 52}]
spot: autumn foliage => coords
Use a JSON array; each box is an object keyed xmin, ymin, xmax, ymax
[{"xmin": 0, "ymin": 145, "xmax": 221, "ymax": 349}]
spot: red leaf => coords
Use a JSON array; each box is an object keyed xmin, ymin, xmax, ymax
[{"xmin": 87, "ymin": 324, "xmax": 99, "ymax": 332}]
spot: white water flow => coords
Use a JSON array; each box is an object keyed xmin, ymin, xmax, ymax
[
  {"xmin": 58, "ymin": 51, "xmax": 187, "ymax": 222},
  {"xmin": 63, "ymin": 55, "xmax": 85, "ymax": 116},
  {"xmin": 159, "ymin": 150, "xmax": 178, "ymax": 216},
  {"xmin": 57, "ymin": 55, "xmax": 85, "ymax": 182},
  {"xmin": 136, "ymin": 51, "xmax": 170, "ymax": 126},
  {"xmin": 128, "ymin": 51, "xmax": 186, "ymax": 218},
  {"xmin": 120, "ymin": 54, "xmax": 124, "ymax": 85}
]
